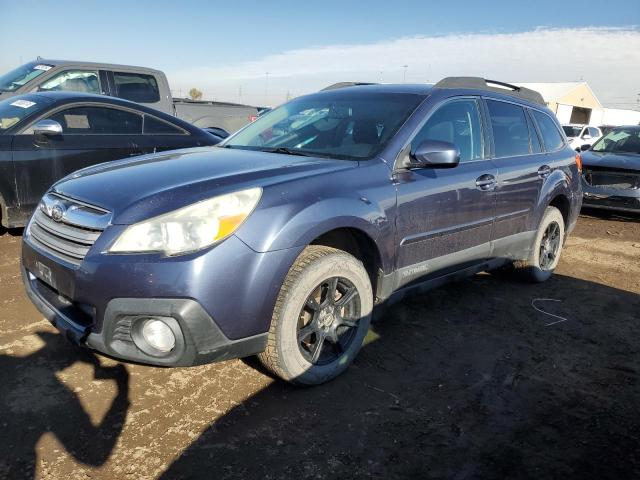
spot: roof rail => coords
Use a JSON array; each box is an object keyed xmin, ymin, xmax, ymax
[
  {"xmin": 321, "ymin": 82, "xmax": 378, "ymax": 91},
  {"xmin": 434, "ymin": 77, "xmax": 545, "ymax": 106}
]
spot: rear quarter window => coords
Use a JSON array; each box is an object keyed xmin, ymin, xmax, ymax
[
  {"xmin": 531, "ymin": 110, "xmax": 565, "ymax": 151},
  {"xmin": 114, "ymin": 72, "xmax": 160, "ymax": 103},
  {"xmin": 144, "ymin": 115, "xmax": 186, "ymax": 134}
]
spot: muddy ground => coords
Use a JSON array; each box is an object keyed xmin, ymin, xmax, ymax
[{"xmin": 0, "ymin": 209, "xmax": 638, "ymax": 479}]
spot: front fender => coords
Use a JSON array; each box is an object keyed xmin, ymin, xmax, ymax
[{"xmin": 236, "ymin": 195, "xmax": 388, "ymax": 256}]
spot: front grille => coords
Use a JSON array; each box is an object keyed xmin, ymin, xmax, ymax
[
  {"xmin": 583, "ymin": 167, "xmax": 640, "ymax": 190},
  {"xmin": 28, "ymin": 193, "xmax": 111, "ymax": 266}
]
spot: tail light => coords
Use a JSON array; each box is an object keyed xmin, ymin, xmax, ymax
[
  {"xmin": 248, "ymin": 115, "xmax": 258, "ymax": 122},
  {"xmin": 575, "ymin": 153, "xmax": 583, "ymax": 173}
]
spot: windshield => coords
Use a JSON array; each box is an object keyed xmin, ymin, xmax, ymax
[
  {"xmin": 0, "ymin": 95, "xmax": 51, "ymax": 132},
  {"xmin": 0, "ymin": 62, "xmax": 54, "ymax": 93},
  {"xmin": 591, "ymin": 127, "xmax": 640, "ymax": 154},
  {"xmin": 224, "ymin": 92, "xmax": 425, "ymax": 160},
  {"xmin": 562, "ymin": 126, "xmax": 582, "ymax": 137}
]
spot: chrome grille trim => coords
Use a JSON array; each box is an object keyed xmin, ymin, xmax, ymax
[{"xmin": 28, "ymin": 193, "xmax": 112, "ymax": 266}]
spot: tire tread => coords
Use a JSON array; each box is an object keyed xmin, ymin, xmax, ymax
[{"xmin": 258, "ymin": 245, "xmax": 345, "ymax": 381}]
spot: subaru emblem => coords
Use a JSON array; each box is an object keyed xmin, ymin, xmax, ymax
[{"xmin": 50, "ymin": 204, "xmax": 65, "ymax": 222}]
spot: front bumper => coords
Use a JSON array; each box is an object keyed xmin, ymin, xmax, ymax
[
  {"xmin": 22, "ymin": 267, "xmax": 268, "ymax": 366},
  {"xmin": 582, "ymin": 178, "xmax": 640, "ymax": 213},
  {"xmin": 21, "ymin": 229, "xmax": 301, "ymax": 367}
]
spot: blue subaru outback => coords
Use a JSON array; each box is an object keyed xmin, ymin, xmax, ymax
[{"xmin": 21, "ymin": 78, "xmax": 582, "ymax": 385}]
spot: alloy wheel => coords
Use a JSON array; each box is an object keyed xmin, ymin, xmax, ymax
[
  {"xmin": 539, "ymin": 221, "xmax": 561, "ymax": 270},
  {"xmin": 297, "ymin": 276, "xmax": 362, "ymax": 365}
]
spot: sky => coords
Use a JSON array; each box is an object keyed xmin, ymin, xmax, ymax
[{"xmin": 1, "ymin": 0, "xmax": 639, "ymax": 107}]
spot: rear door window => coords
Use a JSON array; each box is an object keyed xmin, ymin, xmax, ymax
[
  {"xmin": 47, "ymin": 106, "xmax": 142, "ymax": 134},
  {"xmin": 531, "ymin": 110, "xmax": 565, "ymax": 151},
  {"xmin": 113, "ymin": 72, "xmax": 160, "ymax": 103},
  {"xmin": 486, "ymin": 100, "xmax": 531, "ymax": 157},
  {"xmin": 526, "ymin": 112, "xmax": 543, "ymax": 153},
  {"xmin": 38, "ymin": 70, "xmax": 101, "ymax": 94}
]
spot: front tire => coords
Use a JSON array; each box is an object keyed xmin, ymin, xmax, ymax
[
  {"xmin": 514, "ymin": 206, "xmax": 565, "ymax": 282},
  {"xmin": 258, "ymin": 246, "xmax": 373, "ymax": 385}
]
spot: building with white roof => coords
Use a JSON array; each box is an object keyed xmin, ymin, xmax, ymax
[{"xmin": 514, "ymin": 82, "xmax": 640, "ymax": 127}]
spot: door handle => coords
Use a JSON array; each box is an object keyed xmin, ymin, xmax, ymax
[
  {"xmin": 475, "ymin": 174, "xmax": 497, "ymax": 191},
  {"xmin": 538, "ymin": 165, "xmax": 552, "ymax": 178}
]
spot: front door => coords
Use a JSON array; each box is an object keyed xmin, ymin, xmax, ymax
[
  {"xmin": 12, "ymin": 104, "xmax": 144, "ymax": 218},
  {"xmin": 394, "ymin": 97, "xmax": 497, "ymax": 289}
]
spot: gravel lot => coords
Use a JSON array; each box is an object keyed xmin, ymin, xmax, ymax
[{"xmin": 1, "ymin": 210, "xmax": 638, "ymax": 480}]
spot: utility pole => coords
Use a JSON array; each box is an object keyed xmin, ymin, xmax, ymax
[
  {"xmin": 265, "ymin": 72, "xmax": 271, "ymax": 103},
  {"xmin": 402, "ymin": 65, "xmax": 408, "ymax": 83}
]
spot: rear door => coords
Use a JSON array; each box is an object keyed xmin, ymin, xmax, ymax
[
  {"xmin": 12, "ymin": 104, "xmax": 143, "ymax": 217},
  {"xmin": 394, "ymin": 97, "xmax": 497, "ymax": 288},
  {"xmin": 485, "ymin": 98, "xmax": 546, "ymax": 254}
]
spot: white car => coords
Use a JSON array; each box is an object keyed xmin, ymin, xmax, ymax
[{"xmin": 562, "ymin": 124, "xmax": 602, "ymax": 151}]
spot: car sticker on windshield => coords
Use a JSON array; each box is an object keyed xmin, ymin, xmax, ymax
[
  {"xmin": 10, "ymin": 100, "xmax": 36, "ymax": 109},
  {"xmin": 34, "ymin": 64, "xmax": 52, "ymax": 71},
  {"xmin": 0, "ymin": 118, "xmax": 20, "ymax": 129}
]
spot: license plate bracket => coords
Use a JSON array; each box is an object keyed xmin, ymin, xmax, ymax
[{"xmin": 34, "ymin": 260, "xmax": 56, "ymax": 289}]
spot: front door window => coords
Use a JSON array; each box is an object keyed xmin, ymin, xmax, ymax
[{"xmin": 37, "ymin": 70, "xmax": 101, "ymax": 94}]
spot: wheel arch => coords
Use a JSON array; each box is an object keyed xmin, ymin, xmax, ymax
[
  {"xmin": 310, "ymin": 227, "xmax": 384, "ymax": 297},
  {"xmin": 548, "ymin": 193, "xmax": 570, "ymax": 228},
  {"xmin": 534, "ymin": 170, "xmax": 573, "ymax": 230}
]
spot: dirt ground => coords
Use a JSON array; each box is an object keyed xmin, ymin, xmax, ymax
[{"xmin": 0, "ymin": 209, "xmax": 638, "ymax": 480}]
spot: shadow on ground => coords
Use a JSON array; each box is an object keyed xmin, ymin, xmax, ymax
[
  {"xmin": 160, "ymin": 273, "xmax": 640, "ymax": 480},
  {"xmin": 0, "ymin": 332, "xmax": 129, "ymax": 479},
  {"xmin": 581, "ymin": 207, "xmax": 640, "ymax": 224}
]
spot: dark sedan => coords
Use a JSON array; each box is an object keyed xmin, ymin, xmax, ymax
[
  {"xmin": 0, "ymin": 92, "xmax": 222, "ymax": 228},
  {"xmin": 581, "ymin": 126, "xmax": 640, "ymax": 213}
]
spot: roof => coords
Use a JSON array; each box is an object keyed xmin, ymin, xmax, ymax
[
  {"xmin": 32, "ymin": 59, "xmax": 164, "ymax": 75},
  {"xmin": 318, "ymin": 83, "xmax": 434, "ymax": 95},
  {"xmin": 22, "ymin": 91, "xmax": 133, "ymax": 103},
  {"xmin": 5, "ymin": 91, "xmax": 199, "ymax": 131}
]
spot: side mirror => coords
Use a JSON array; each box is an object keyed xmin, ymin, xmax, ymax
[
  {"xmin": 33, "ymin": 119, "xmax": 63, "ymax": 137},
  {"xmin": 582, "ymin": 134, "xmax": 591, "ymax": 140},
  {"xmin": 580, "ymin": 144, "xmax": 591, "ymax": 152},
  {"xmin": 405, "ymin": 140, "xmax": 460, "ymax": 169}
]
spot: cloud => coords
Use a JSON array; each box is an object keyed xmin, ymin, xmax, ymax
[{"xmin": 168, "ymin": 27, "xmax": 640, "ymax": 107}]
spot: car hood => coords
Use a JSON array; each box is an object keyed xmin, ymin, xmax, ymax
[
  {"xmin": 581, "ymin": 150, "xmax": 640, "ymax": 170},
  {"xmin": 53, "ymin": 146, "xmax": 355, "ymax": 224}
]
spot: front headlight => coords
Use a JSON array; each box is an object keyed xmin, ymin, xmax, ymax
[{"xmin": 108, "ymin": 187, "xmax": 261, "ymax": 255}]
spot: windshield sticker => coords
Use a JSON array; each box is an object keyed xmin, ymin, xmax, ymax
[
  {"xmin": 10, "ymin": 100, "xmax": 36, "ymax": 109},
  {"xmin": 0, "ymin": 118, "xmax": 20, "ymax": 129},
  {"xmin": 34, "ymin": 64, "xmax": 52, "ymax": 71}
]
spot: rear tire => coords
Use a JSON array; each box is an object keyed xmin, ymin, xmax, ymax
[
  {"xmin": 513, "ymin": 206, "xmax": 565, "ymax": 283},
  {"xmin": 258, "ymin": 245, "xmax": 373, "ymax": 385}
]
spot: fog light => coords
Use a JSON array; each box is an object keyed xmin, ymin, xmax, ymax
[{"xmin": 140, "ymin": 318, "xmax": 176, "ymax": 353}]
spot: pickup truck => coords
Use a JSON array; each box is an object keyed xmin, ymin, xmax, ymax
[{"xmin": 0, "ymin": 60, "xmax": 259, "ymax": 135}]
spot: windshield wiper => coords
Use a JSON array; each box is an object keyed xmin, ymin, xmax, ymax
[{"xmin": 261, "ymin": 147, "xmax": 313, "ymax": 157}]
